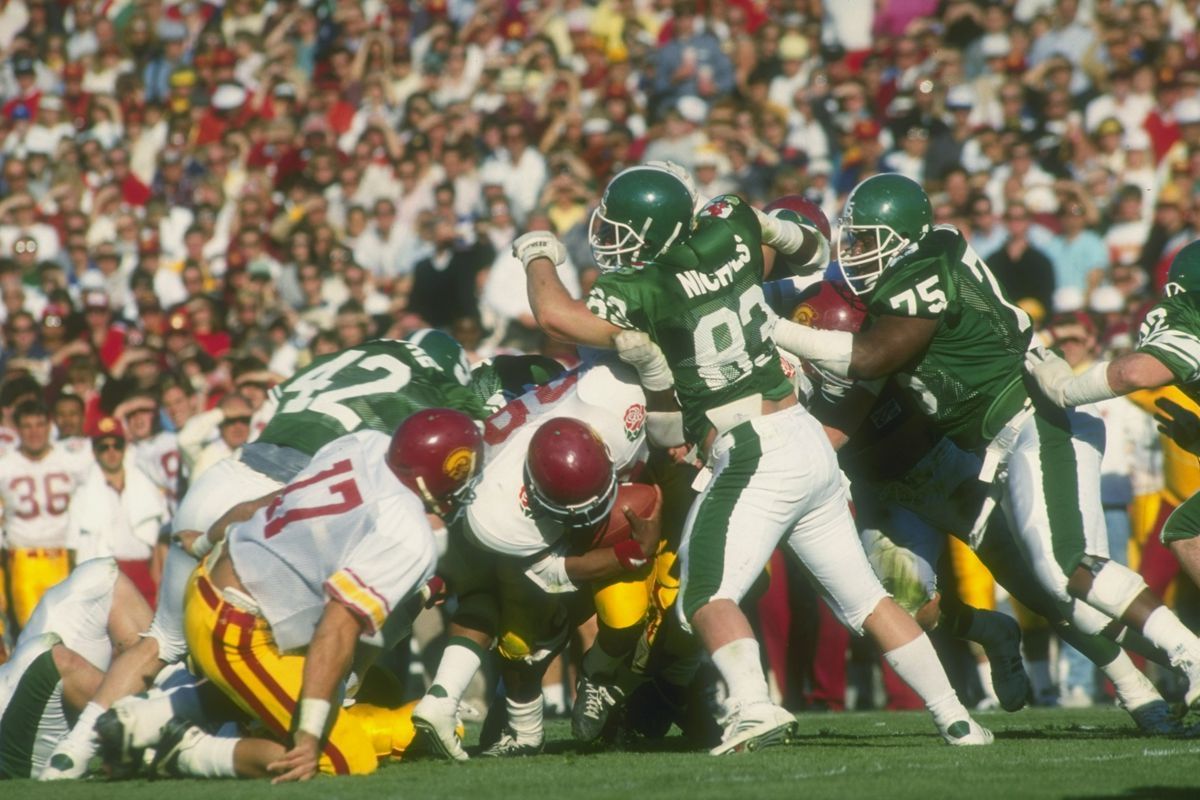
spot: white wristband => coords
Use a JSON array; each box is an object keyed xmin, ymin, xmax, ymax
[
  {"xmin": 186, "ymin": 532, "xmax": 213, "ymax": 559},
  {"xmin": 753, "ymin": 207, "xmax": 806, "ymax": 255},
  {"xmin": 296, "ymin": 698, "xmax": 332, "ymax": 739},
  {"xmin": 1062, "ymin": 361, "xmax": 1117, "ymax": 406},
  {"xmin": 771, "ymin": 319, "xmax": 854, "ymax": 379}
]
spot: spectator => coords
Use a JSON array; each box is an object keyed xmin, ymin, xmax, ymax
[
  {"xmin": 178, "ymin": 392, "xmax": 253, "ymax": 479},
  {"xmin": 1039, "ymin": 195, "xmax": 1110, "ymax": 296},
  {"xmin": 986, "ymin": 202, "xmax": 1056, "ymax": 319},
  {"xmin": 409, "ymin": 217, "xmax": 494, "ymax": 329}
]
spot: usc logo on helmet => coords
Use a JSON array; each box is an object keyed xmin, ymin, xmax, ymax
[
  {"xmin": 792, "ymin": 303, "xmax": 817, "ymax": 326},
  {"xmin": 442, "ymin": 447, "xmax": 476, "ymax": 481}
]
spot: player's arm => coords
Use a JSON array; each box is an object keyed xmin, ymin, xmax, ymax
[
  {"xmin": 517, "ymin": 232, "xmax": 623, "ymax": 348},
  {"xmin": 268, "ymin": 600, "xmax": 363, "ymax": 783},
  {"xmin": 812, "ymin": 381, "xmax": 884, "ymax": 450},
  {"xmin": 179, "ymin": 488, "xmax": 284, "ymax": 559},
  {"xmin": 1026, "ymin": 349, "xmax": 1174, "ymax": 408},
  {"xmin": 753, "ymin": 207, "xmax": 829, "ymax": 278},
  {"xmin": 564, "ymin": 486, "xmax": 662, "ymax": 582},
  {"xmin": 773, "ymin": 313, "xmax": 938, "ymax": 381}
]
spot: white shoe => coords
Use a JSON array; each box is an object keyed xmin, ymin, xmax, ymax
[
  {"xmin": 709, "ymin": 701, "xmax": 797, "ymax": 756},
  {"xmin": 39, "ymin": 735, "xmax": 97, "ymax": 780},
  {"xmin": 939, "ymin": 717, "xmax": 994, "ymax": 746},
  {"xmin": 412, "ymin": 693, "xmax": 469, "ymax": 762},
  {"xmin": 1173, "ymin": 646, "xmax": 1200, "ymax": 710},
  {"xmin": 1060, "ymin": 686, "xmax": 1094, "ymax": 709}
]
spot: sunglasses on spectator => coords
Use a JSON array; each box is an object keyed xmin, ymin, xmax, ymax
[
  {"xmin": 9, "ymin": 324, "xmax": 34, "ymax": 333},
  {"xmin": 221, "ymin": 416, "xmax": 252, "ymax": 427},
  {"xmin": 94, "ymin": 439, "xmax": 125, "ymax": 452}
]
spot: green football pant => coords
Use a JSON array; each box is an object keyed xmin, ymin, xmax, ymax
[
  {"xmin": 676, "ymin": 405, "xmax": 887, "ymax": 635},
  {"xmin": 1161, "ymin": 490, "xmax": 1200, "ymax": 544},
  {"xmin": 1002, "ymin": 406, "xmax": 1109, "ymax": 604}
]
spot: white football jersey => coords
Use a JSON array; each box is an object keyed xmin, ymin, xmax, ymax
[
  {"xmin": 467, "ymin": 360, "xmax": 648, "ymax": 559},
  {"xmin": 228, "ymin": 429, "xmax": 437, "ymax": 652},
  {"xmin": 20, "ymin": 557, "xmax": 119, "ymax": 671},
  {"xmin": 0, "ymin": 444, "xmax": 95, "ymax": 549},
  {"xmin": 132, "ymin": 430, "xmax": 182, "ymax": 514}
]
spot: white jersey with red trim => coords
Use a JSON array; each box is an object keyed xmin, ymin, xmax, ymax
[
  {"xmin": 20, "ymin": 557, "xmax": 119, "ymax": 670},
  {"xmin": 0, "ymin": 444, "xmax": 95, "ymax": 549},
  {"xmin": 227, "ymin": 429, "xmax": 436, "ymax": 652},
  {"xmin": 467, "ymin": 359, "xmax": 648, "ymax": 559},
  {"xmin": 131, "ymin": 430, "xmax": 182, "ymax": 514}
]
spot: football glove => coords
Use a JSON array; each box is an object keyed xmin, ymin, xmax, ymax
[
  {"xmin": 513, "ymin": 231, "xmax": 567, "ymax": 270},
  {"xmin": 1024, "ymin": 345, "xmax": 1115, "ymax": 407},
  {"xmin": 613, "ymin": 330, "xmax": 674, "ymax": 392}
]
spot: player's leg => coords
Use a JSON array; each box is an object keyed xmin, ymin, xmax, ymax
[
  {"xmin": 787, "ymin": 485, "xmax": 991, "ymax": 745},
  {"xmin": 676, "ymin": 413, "xmax": 805, "ymax": 754},
  {"xmin": 411, "ymin": 530, "xmax": 499, "ymax": 762},
  {"xmin": 1163, "ymin": 493, "xmax": 1200, "ymax": 591},
  {"xmin": 166, "ymin": 567, "xmax": 377, "ymax": 779}
]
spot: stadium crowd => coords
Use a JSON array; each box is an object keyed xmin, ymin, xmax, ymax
[{"xmin": 1, "ymin": 0, "xmax": 1200, "ymax": 732}]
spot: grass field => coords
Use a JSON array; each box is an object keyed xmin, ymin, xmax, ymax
[{"xmin": 6, "ymin": 707, "xmax": 1200, "ymax": 799}]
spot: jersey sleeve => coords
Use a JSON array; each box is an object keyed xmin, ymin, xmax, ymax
[
  {"xmin": 1136, "ymin": 298, "xmax": 1200, "ymax": 384},
  {"xmin": 869, "ymin": 255, "xmax": 949, "ymax": 320},
  {"xmin": 523, "ymin": 545, "xmax": 578, "ymax": 594},
  {"xmin": 324, "ymin": 497, "xmax": 437, "ymax": 640},
  {"xmin": 586, "ymin": 270, "xmax": 650, "ymax": 331}
]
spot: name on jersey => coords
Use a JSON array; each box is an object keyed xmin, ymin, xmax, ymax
[{"xmin": 675, "ymin": 235, "xmax": 751, "ymax": 299}]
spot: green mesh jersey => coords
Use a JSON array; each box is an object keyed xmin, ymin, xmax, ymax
[
  {"xmin": 867, "ymin": 227, "xmax": 1034, "ymax": 450},
  {"xmin": 260, "ymin": 339, "xmax": 487, "ymax": 455},
  {"xmin": 1136, "ymin": 292, "xmax": 1200, "ymax": 401},
  {"xmin": 587, "ymin": 194, "xmax": 792, "ymax": 442}
]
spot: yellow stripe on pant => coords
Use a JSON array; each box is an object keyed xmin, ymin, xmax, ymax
[
  {"xmin": 183, "ymin": 567, "xmax": 377, "ymax": 775},
  {"xmin": 6, "ymin": 548, "xmax": 70, "ymax": 628}
]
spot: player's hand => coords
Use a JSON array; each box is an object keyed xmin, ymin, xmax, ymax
[
  {"xmin": 624, "ymin": 484, "xmax": 663, "ymax": 559},
  {"xmin": 268, "ymin": 732, "xmax": 321, "ymax": 784},
  {"xmin": 513, "ymin": 231, "xmax": 567, "ymax": 270},
  {"xmin": 1154, "ymin": 397, "xmax": 1200, "ymax": 456},
  {"xmin": 419, "ymin": 575, "xmax": 447, "ymax": 608},
  {"xmin": 1024, "ymin": 345, "xmax": 1074, "ymax": 407},
  {"xmin": 613, "ymin": 330, "xmax": 674, "ymax": 392}
]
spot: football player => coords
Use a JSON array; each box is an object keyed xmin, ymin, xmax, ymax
[
  {"xmin": 520, "ymin": 165, "xmax": 990, "ymax": 752},
  {"xmin": 792, "ymin": 279, "xmax": 1182, "ymax": 734},
  {"xmin": 412, "ymin": 358, "xmax": 664, "ymax": 759},
  {"xmin": 132, "ymin": 408, "xmax": 483, "ymax": 781},
  {"xmin": 1027, "ymin": 240, "xmax": 1200, "ymax": 595},
  {"xmin": 773, "ymin": 174, "xmax": 1200, "ymax": 710},
  {"xmin": 0, "ymin": 558, "xmax": 153, "ymax": 778},
  {"xmin": 0, "ymin": 400, "xmax": 95, "ymax": 627},
  {"xmin": 41, "ymin": 334, "xmax": 487, "ymax": 780}
]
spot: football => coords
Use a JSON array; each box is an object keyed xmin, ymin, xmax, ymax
[{"xmin": 588, "ymin": 482, "xmax": 661, "ymax": 549}]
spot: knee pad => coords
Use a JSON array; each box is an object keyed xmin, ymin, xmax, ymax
[
  {"xmin": 594, "ymin": 577, "xmax": 650, "ymax": 631},
  {"xmin": 1065, "ymin": 598, "xmax": 1111, "ymax": 636},
  {"xmin": 1081, "ymin": 556, "xmax": 1147, "ymax": 619}
]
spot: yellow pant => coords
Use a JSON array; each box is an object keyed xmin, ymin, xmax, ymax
[
  {"xmin": 6, "ymin": 548, "xmax": 70, "ymax": 627},
  {"xmin": 947, "ymin": 537, "xmax": 995, "ymax": 612},
  {"xmin": 346, "ymin": 700, "xmax": 465, "ymax": 761},
  {"xmin": 184, "ymin": 568, "xmax": 377, "ymax": 776}
]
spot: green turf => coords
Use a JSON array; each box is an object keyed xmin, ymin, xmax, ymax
[{"xmin": 6, "ymin": 708, "xmax": 1199, "ymax": 799}]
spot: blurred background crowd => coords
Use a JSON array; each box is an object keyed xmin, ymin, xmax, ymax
[{"xmin": 0, "ymin": 0, "xmax": 1199, "ymax": 713}]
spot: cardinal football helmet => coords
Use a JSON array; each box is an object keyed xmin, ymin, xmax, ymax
[
  {"xmin": 524, "ymin": 417, "xmax": 616, "ymax": 530},
  {"xmin": 837, "ymin": 173, "xmax": 932, "ymax": 296},
  {"xmin": 388, "ymin": 408, "xmax": 483, "ymax": 518},
  {"xmin": 590, "ymin": 165, "xmax": 695, "ymax": 270}
]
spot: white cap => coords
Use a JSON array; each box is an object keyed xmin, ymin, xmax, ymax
[
  {"xmin": 1053, "ymin": 286, "xmax": 1085, "ymax": 313},
  {"xmin": 1089, "ymin": 285, "xmax": 1125, "ymax": 314},
  {"xmin": 779, "ymin": 34, "xmax": 809, "ymax": 61},
  {"xmin": 211, "ymin": 83, "xmax": 247, "ymax": 111},
  {"xmin": 676, "ymin": 95, "xmax": 707, "ymax": 124},
  {"xmin": 946, "ymin": 84, "xmax": 975, "ymax": 110},
  {"xmin": 1122, "ymin": 128, "xmax": 1151, "ymax": 150},
  {"xmin": 980, "ymin": 33, "xmax": 1010, "ymax": 59}
]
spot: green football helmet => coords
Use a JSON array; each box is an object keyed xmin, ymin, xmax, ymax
[
  {"xmin": 836, "ymin": 173, "xmax": 933, "ymax": 295},
  {"xmin": 1165, "ymin": 239, "xmax": 1200, "ymax": 297},
  {"xmin": 404, "ymin": 328, "xmax": 471, "ymax": 386},
  {"xmin": 590, "ymin": 165, "xmax": 696, "ymax": 270}
]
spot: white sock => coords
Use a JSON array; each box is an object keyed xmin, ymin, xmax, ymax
[
  {"xmin": 542, "ymin": 682, "xmax": 566, "ymax": 714},
  {"xmin": 1142, "ymin": 607, "xmax": 1200, "ymax": 665},
  {"xmin": 976, "ymin": 662, "xmax": 999, "ymax": 702},
  {"xmin": 64, "ymin": 701, "xmax": 105, "ymax": 749},
  {"xmin": 1099, "ymin": 651, "xmax": 1158, "ymax": 707},
  {"xmin": 506, "ymin": 696, "xmax": 544, "ymax": 744},
  {"xmin": 176, "ymin": 731, "xmax": 238, "ymax": 778},
  {"xmin": 1027, "ymin": 659, "xmax": 1053, "ymax": 696},
  {"xmin": 429, "ymin": 643, "xmax": 483, "ymax": 703},
  {"xmin": 883, "ymin": 634, "xmax": 968, "ymax": 728},
  {"xmin": 710, "ymin": 638, "xmax": 771, "ymax": 706}
]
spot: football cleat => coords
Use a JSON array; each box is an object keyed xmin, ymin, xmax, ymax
[
  {"xmin": 971, "ymin": 610, "xmax": 1031, "ymax": 712},
  {"xmin": 1177, "ymin": 648, "xmax": 1200, "ymax": 711},
  {"xmin": 709, "ymin": 701, "xmax": 798, "ymax": 756},
  {"xmin": 572, "ymin": 676, "xmax": 624, "ymax": 744},
  {"xmin": 478, "ymin": 729, "xmax": 543, "ymax": 758},
  {"xmin": 411, "ymin": 694, "xmax": 469, "ymax": 762},
  {"xmin": 146, "ymin": 717, "xmax": 203, "ymax": 778},
  {"xmin": 1126, "ymin": 699, "xmax": 1185, "ymax": 736},
  {"xmin": 95, "ymin": 706, "xmax": 146, "ymax": 778},
  {"xmin": 939, "ymin": 718, "xmax": 994, "ymax": 746}
]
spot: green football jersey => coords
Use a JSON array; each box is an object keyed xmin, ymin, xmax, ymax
[
  {"xmin": 587, "ymin": 194, "xmax": 792, "ymax": 442},
  {"xmin": 260, "ymin": 339, "xmax": 487, "ymax": 455},
  {"xmin": 866, "ymin": 227, "xmax": 1034, "ymax": 450},
  {"xmin": 1136, "ymin": 292, "xmax": 1200, "ymax": 399}
]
